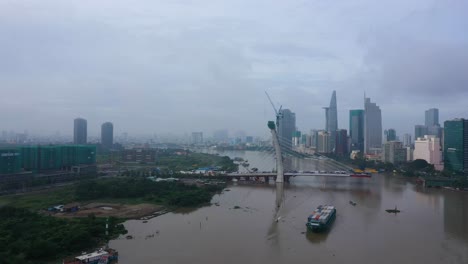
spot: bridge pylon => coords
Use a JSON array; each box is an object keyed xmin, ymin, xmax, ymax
[{"xmin": 268, "ymin": 121, "xmax": 284, "ymax": 183}]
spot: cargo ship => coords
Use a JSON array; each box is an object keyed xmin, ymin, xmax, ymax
[{"xmin": 306, "ymin": 205, "xmax": 336, "ymax": 232}]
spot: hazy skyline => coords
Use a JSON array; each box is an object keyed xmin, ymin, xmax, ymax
[{"xmin": 1, "ymin": 0, "xmax": 467, "ymax": 137}]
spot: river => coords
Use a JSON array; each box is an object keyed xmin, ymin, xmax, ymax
[{"xmin": 109, "ymin": 150, "xmax": 468, "ymax": 264}]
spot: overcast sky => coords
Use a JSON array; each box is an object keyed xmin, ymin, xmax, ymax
[{"xmin": 1, "ymin": 0, "xmax": 467, "ymax": 138}]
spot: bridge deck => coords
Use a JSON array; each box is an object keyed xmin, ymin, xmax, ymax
[{"xmin": 225, "ymin": 172, "xmax": 352, "ymax": 177}]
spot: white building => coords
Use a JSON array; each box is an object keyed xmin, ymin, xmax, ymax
[{"xmin": 413, "ymin": 135, "xmax": 443, "ymax": 171}]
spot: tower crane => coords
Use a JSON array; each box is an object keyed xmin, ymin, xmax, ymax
[{"xmin": 265, "ymin": 91, "xmax": 283, "ymax": 129}]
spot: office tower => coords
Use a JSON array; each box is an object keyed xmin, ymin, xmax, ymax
[
  {"xmin": 403, "ymin": 133, "xmax": 412, "ymax": 147},
  {"xmin": 278, "ymin": 109, "xmax": 296, "ymax": 150},
  {"xmin": 425, "ymin": 108, "xmax": 439, "ymax": 127},
  {"xmin": 349, "ymin": 109, "xmax": 364, "ymax": 153},
  {"xmin": 385, "ymin": 129, "xmax": 397, "ymax": 142},
  {"xmin": 382, "ymin": 141, "xmax": 406, "ymax": 164},
  {"xmin": 335, "ymin": 129, "xmax": 348, "ymax": 156},
  {"xmin": 73, "ymin": 118, "xmax": 87, "ymax": 144},
  {"xmin": 310, "ymin": 130, "xmax": 319, "ymax": 148},
  {"xmin": 364, "ymin": 97, "xmax": 382, "ymax": 154},
  {"xmin": 414, "ymin": 135, "xmax": 443, "ymax": 170},
  {"xmin": 324, "ymin": 91, "xmax": 338, "ymax": 150},
  {"xmin": 444, "ymin": 119, "xmax": 468, "ymax": 172},
  {"xmin": 317, "ymin": 130, "xmax": 330, "ymax": 153},
  {"xmin": 191, "ymin": 132, "xmax": 203, "ymax": 145},
  {"xmin": 414, "ymin": 125, "xmax": 428, "ymax": 139},
  {"xmin": 101, "ymin": 122, "xmax": 113, "ymax": 148}
]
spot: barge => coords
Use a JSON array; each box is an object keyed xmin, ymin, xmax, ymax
[{"xmin": 306, "ymin": 205, "xmax": 336, "ymax": 232}]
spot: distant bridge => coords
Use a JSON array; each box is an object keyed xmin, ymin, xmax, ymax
[{"xmin": 223, "ymin": 171, "xmax": 369, "ymax": 182}]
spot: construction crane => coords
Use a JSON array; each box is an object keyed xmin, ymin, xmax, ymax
[{"xmin": 265, "ymin": 91, "xmax": 283, "ymax": 129}]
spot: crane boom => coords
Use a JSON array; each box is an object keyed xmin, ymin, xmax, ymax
[{"xmin": 265, "ymin": 91, "xmax": 278, "ymax": 115}]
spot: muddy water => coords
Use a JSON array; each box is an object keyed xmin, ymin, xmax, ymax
[{"xmin": 110, "ymin": 151, "xmax": 468, "ymax": 264}]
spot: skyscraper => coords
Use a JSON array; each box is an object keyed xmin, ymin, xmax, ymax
[
  {"xmin": 349, "ymin": 109, "xmax": 364, "ymax": 153},
  {"xmin": 324, "ymin": 91, "xmax": 338, "ymax": 150},
  {"xmin": 335, "ymin": 129, "xmax": 348, "ymax": 156},
  {"xmin": 425, "ymin": 108, "xmax": 439, "ymax": 127},
  {"xmin": 101, "ymin": 122, "xmax": 113, "ymax": 148},
  {"xmin": 74, "ymin": 118, "xmax": 87, "ymax": 144},
  {"xmin": 403, "ymin": 133, "xmax": 412, "ymax": 147},
  {"xmin": 444, "ymin": 119, "xmax": 468, "ymax": 172},
  {"xmin": 415, "ymin": 125, "xmax": 428, "ymax": 139},
  {"xmin": 278, "ymin": 109, "xmax": 296, "ymax": 151},
  {"xmin": 364, "ymin": 97, "xmax": 382, "ymax": 154},
  {"xmin": 385, "ymin": 129, "xmax": 397, "ymax": 141}
]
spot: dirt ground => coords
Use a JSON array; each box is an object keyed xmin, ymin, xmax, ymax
[{"xmin": 54, "ymin": 202, "xmax": 164, "ymax": 219}]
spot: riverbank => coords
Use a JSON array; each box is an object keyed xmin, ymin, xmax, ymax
[{"xmin": 0, "ymin": 177, "xmax": 225, "ymax": 214}]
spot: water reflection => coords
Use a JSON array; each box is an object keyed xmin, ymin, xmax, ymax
[
  {"xmin": 111, "ymin": 150, "xmax": 468, "ymax": 264},
  {"xmin": 444, "ymin": 191, "xmax": 468, "ymax": 241},
  {"xmin": 305, "ymin": 227, "xmax": 333, "ymax": 244}
]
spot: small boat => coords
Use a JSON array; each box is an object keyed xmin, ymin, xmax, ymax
[
  {"xmin": 306, "ymin": 205, "xmax": 336, "ymax": 232},
  {"xmin": 349, "ymin": 201, "xmax": 357, "ymax": 206},
  {"xmin": 63, "ymin": 248, "xmax": 118, "ymax": 264},
  {"xmin": 386, "ymin": 206, "xmax": 401, "ymax": 214}
]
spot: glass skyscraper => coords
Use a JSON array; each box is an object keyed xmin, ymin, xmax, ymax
[
  {"xmin": 425, "ymin": 108, "xmax": 439, "ymax": 126},
  {"xmin": 278, "ymin": 109, "xmax": 296, "ymax": 151},
  {"xmin": 73, "ymin": 118, "xmax": 87, "ymax": 144},
  {"xmin": 101, "ymin": 122, "xmax": 114, "ymax": 148},
  {"xmin": 364, "ymin": 97, "xmax": 382, "ymax": 154},
  {"xmin": 444, "ymin": 119, "xmax": 468, "ymax": 173},
  {"xmin": 349, "ymin": 109, "xmax": 364, "ymax": 153},
  {"xmin": 324, "ymin": 91, "xmax": 338, "ymax": 151}
]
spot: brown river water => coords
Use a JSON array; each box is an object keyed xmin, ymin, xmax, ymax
[{"xmin": 109, "ymin": 150, "xmax": 468, "ymax": 264}]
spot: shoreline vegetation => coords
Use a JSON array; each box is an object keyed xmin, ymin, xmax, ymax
[{"xmin": 0, "ymin": 177, "xmax": 226, "ymax": 263}]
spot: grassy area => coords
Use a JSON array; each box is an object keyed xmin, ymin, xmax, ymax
[
  {"xmin": 154, "ymin": 152, "xmax": 238, "ymax": 172},
  {"xmin": 0, "ymin": 186, "xmax": 76, "ymax": 211},
  {"xmin": 0, "ymin": 177, "xmax": 225, "ymax": 211}
]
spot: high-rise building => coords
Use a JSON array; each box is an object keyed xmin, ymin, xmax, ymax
[
  {"xmin": 414, "ymin": 135, "xmax": 443, "ymax": 170},
  {"xmin": 101, "ymin": 122, "xmax": 113, "ymax": 148},
  {"xmin": 415, "ymin": 125, "xmax": 428, "ymax": 139},
  {"xmin": 403, "ymin": 133, "xmax": 412, "ymax": 147},
  {"xmin": 74, "ymin": 118, "xmax": 87, "ymax": 144},
  {"xmin": 292, "ymin": 131, "xmax": 301, "ymax": 147},
  {"xmin": 278, "ymin": 109, "xmax": 296, "ymax": 151},
  {"xmin": 382, "ymin": 141, "xmax": 406, "ymax": 164},
  {"xmin": 317, "ymin": 131, "xmax": 330, "ymax": 153},
  {"xmin": 349, "ymin": 110, "xmax": 364, "ymax": 153},
  {"xmin": 385, "ymin": 129, "xmax": 397, "ymax": 142},
  {"xmin": 310, "ymin": 130, "xmax": 318, "ymax": 148},
  {"xmin": 335, "ymin": 129, "xmax": 348, "ymax": 156},
  {"xmin": 425, "ymin": 108, "xmax": 439, "ymax": 127},
  {"xmin": 364, "ymin": 97, "xmax": 382, "ymax": 154},
  {"xmin": 444, "ymin": 119, "xmax": 468, "ymax": 172},
  {"xmin": 427, "ymin": 125, "xmax": 443, "ymax": 138},
  {"xmin": 324, "ymin": 91, "xmax": 338, "ymax": 151},
  {"xmin": 191, "ymin": 132, "xmax": 203, "ymax": 145}
]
